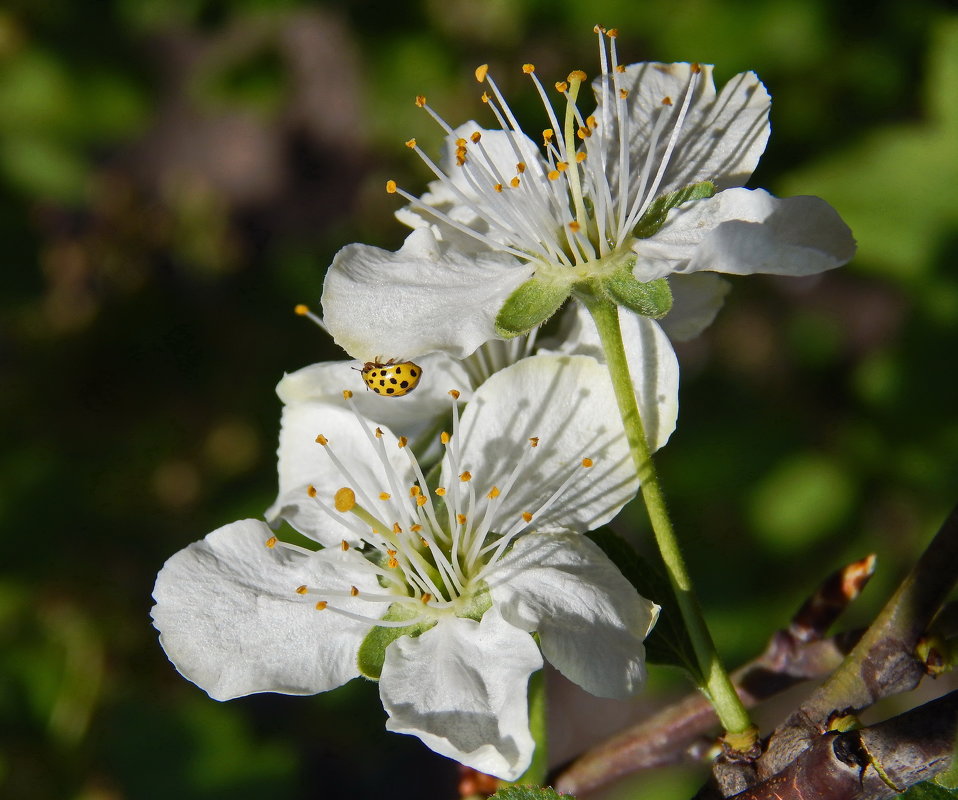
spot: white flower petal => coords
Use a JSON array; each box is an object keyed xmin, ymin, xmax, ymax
[
  {"xmin": 322, "ymin": 227, "xmax": 533, "ymax": 362},
  {"xmin": 151, "ymin": 519, "xmax": 375, "ymax": 700},
  {"xmin": 660, "ymin": 272, "xmax": 731, "ymax": 341},
  {"xmin": 551, "ymin": 306, "xmax": 679, "ymax": 451},
  {"xmin": 453, "ymin": 354, "xmax": 638, "ymax": 534},
  {"xmin": 597, "ymin": 63, "xmax": 770, "ymax": 193},
  {"xmin": 639, "ymin": 188, "xmax": 856, "ymax": 278},
  {"xmin": 489, "ymin": 532, "xmax": 659, "ymax": 699},
  {"xmin": 380, "ymin": 607, "xmax": 542, "ymax": 780},
  {"xmin": 267, "ymin": 404, "xmax": 413, "ymax": 546}
]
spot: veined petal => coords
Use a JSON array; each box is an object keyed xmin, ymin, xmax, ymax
[
  {"xmin": 267, "ymin": 403, "xmax": 413, "ymax": 546},
  {"xmin": 322, "ymin": 227, "xmax": 533, "ymax": 362},
  {"xmin": 488, "ymin": 532, "xmax": 659, "ymax": 699},
  {"xmin": 597, "ymin": 63, "xmax": 770, "ymax": 194},
  {"xmin": 660, "ymin": 272, "xmax": 731, "ymax": 341},
  {"xmin": 380, "ymin": 607, "xmax": 542, "ymax": 780},
  {"xmin": 549, "ymin": 306, "xmax": 679, "ymax": 451},
  {"xmin": 151, "ymin": 519, "xmax": 374, "ymax": 700},
  {"xmin": 639, "ymin": 188, "xmax": 856, "ymax": 277},
  {"xmin": 453, "ymin": 354, "xmax": 637, "ymax": 534}
]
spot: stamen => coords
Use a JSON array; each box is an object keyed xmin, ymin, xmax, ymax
[{"xmin": 294, "ymin": 304, "xmax": 329, "ymax": 333}]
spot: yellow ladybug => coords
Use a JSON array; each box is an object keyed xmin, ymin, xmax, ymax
[{"xmin": 359, "ymin": 358, "xmax": 423, "ymax": 397}]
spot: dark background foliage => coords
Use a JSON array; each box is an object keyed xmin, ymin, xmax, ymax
[{"xmin": 1, "ymin": 1, "xmax": 956, "ymax": 798}]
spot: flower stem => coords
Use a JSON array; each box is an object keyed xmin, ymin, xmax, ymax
[{"xmin": 580, "ymin": 293, "xmax": 753, "ymax": 737}]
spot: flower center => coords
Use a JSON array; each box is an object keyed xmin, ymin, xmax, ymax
[
  {"xmin": 386, "ymin": 26, "xmax": 702, "ymax": 275},
  {"xmin": 268, "ymin": 389, "xmax": 596, "ymax": 628}
]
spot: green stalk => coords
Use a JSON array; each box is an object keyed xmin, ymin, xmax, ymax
[{"xmin": 581, "ymin": 292, "xmax": 753, "ymax": 738}]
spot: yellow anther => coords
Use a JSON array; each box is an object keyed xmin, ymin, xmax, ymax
[
  {"xmin": 493, "ymin": 183, "xmax": 503, "ymax": 192},
  {"xmin": 619, "ymin": 88, "xmax": 629, "ymax": 100},
  {"xmin": 410, "ymin": 523, "xmax": 422, "ymax": 532},
  {"xmin": 577, "ymin": 127, "xmax": 588, "ymax": 140},
  {"xmin": 593, "ymin": 24, "xmax": 604, "ymax": 34},
  {"xmin": 662, "ymin": 96, "xmax": 673, "ymax": 106},
  {"xmin": 334, "ymin": 487, "xmax": 356, "ymax": 512},
  {"xmin": 416, "ymin": 495, "xmax": 428, "ymax": 507},
  {"xmin": 529, "ymin": 437, "xmax": 539, "ymax": 447},
  {"xmin": 607, "ymin": 28, "xmax": 619, "ymax": 37},
  {"xmin": 582, "ymin": 457, "xmax": 594, "ymax": 468},
  {"xmin": 459, "ymin": 471, "xmax": 472, "ymax": 482},
  {"xmin": 441, "ymin": 432, "xmax": 450, "ymax": 444},
  {"xmin": 307, "ymin": 485, "xmax": 318, "ymax": 498},
  {"xmin": 568, "ymin": 70, "xmax": 587, "ymax": 83},
  {"xmin": 420, "ymin": 536, "xmax": 429, "ymax": 547},
  {"xmin": 510, "ymin": 176, "xmax": 520, "ymax": 188},
  {"xmin": 375, "ymin": 427, "xmax": 384, "ymax": 438},
  {"xmin": 516, "ymin": 162, "xmax": 526, "ymax": 173},
  {"xmin": 265, "ymin": 536, "xmax": 278, "ymax": 548},
  {"xmin": 522, "ymin": 512, "xmax": 533, "ymax": 522},
  {"xmin": 379, "ymin": 492, "xmax": 391, "ymax": 501},
  {"xmin": 296, "ymin": 585, "xmax": 308, "ymax": 595},
  {"xmin": 576, "ymin": 152, "xmax": 587, "ymax": 162},
  {"xmin": 456, "ymin": 137, "xmax": 467, "ymax": 147},
  {"xmin": 316, "ymin": 434, "xmax": 329, "ymax": 445},
  {"xmin": 386, "ymin": 180, "xmax": 397, "ymax": 194},
  {"xmin": 397, "ymin": 436, "xmax": 408, "ymax": 448},
  {"xmin": 342, "ymin": 389, "xmax": 353, "ymax": 399},
  {"xmin": 435, "ymin": 487, "xmax": 447, "ymax": 496},
  {"xmin": 421, "ymin": 593, "xmax": 433, "ymax": 604},
  {"xmin": 405, "ymin": 138, "xmax": 417, "ymax": 149},
  {"xmin": 692, "ymin": 62, "xmax": 702, "ymax": 74},
  {"xmin": 387, "ymin": 548, "xmax": 397, "ymax": 556},
  {"xmin": 415, "ymin": 95, "xmax": 426, "ymax": 107},
  {"xmin": 615, "ymin": 64, "xmax": 625, "ymax": 73},
  {"xmin": 568, "ymin": 221, "xmax": 581, "ymax": 233},
  {"xmin": 487, "ymin": 486, "xmax": 500, "ymax": 499},
  {"xmin": 387, "ymin": 557, "xmax": 399, "ymax": 568},
  {"xmin": 456, "ymin": 513, "xmax": 468, "ymax": 525},
  {"xmin": 481, "ymin": 91, "xmax": 491, "ymax": 103},
  {"xmin": 315, "ymin": 600, "xmax": 328, "ymax": 610},
  {"xmin": 456, "ymin": 155, "xmax": 466, "ymax": 167},
  {"xmin": 471, "ymin": 131, "xmax": 481, "ymax": 143},
  {"xmin": 543, "ymin": 128, "xmax": 554, "ymax": 141},
  {"xmin": 587, "ymin": 115, "xmax": 597, "ymax": 129},
  {"xmin": 555, "ymin": 81, "xmax": 569, "ymax": 93},
  {"xmin": 393, "ymin": 522, "xmax": 402, "ymax": 534},
  {"xmin": 294, "ymin": 304, "xmax": 309, "ymax": 316},
  {"xmin": 341, "ymin": 540, "xmax": 350, "ymax": 551},
  {"xmin": 350, "ymin": 586, "xmax": 360, "ymax": 597},
  {"xmin": 522, "ymin": 63, "xmax": 535, "ymax": 73},
  {"xmin": 557, "ymin": 161, "xmax": 568, "ymax": 172},
  {"xmin": 449, "ymin": 389, "xmax": 461, "ymax": 400},
  {"xmin": 548, "ymin": 170, "xmax": 560, "ymax": 181},
  {"xmin": 410, "ymin": 485, "xmax": 421, "ymax": 497},
  {"xmin": 475, "ymin": 64, "xmax": 489, "ymax": 82}
]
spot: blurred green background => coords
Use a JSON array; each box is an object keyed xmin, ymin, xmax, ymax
[{"xmin": 2, "ymin": 1, "xmax": 957, "ymax": 798}]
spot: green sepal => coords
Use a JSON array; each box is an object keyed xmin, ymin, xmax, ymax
[
  {"xmin": 456, "ymin": 580, "xmax": 492, "ymax": 622},
  {"xmin": 495, "ymin": 276, "xmax": 571, "ymax": 338},
  {"xmin": 490, "ymin": 787, "xmax": 569, "ymax": 800},
  {"xmin": 632, "ymin": 180, "xmax": 716, "ymax": 239},
  {"xmin": 598, "ymin": 266, "xmax": 673, "ymax": 319},
  {"xmin": 586, "ymin": 528, "xmax": 702, "ymax": 683},
  {"xmin": 356, "ymin": 603, "xmax": 437, "ymax": 680}
]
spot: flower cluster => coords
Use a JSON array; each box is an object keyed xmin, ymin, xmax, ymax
[{"xmin": 152, "ymin": 26, "xmax": 854, "ymax": 783}]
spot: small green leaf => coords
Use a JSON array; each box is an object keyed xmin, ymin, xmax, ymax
[
  {"xmin": 901, "ymin": 782, "xmax": 958, "ymax": 799},
  {"xmin": 587, "ymin": 528, "xmax": 702, "ymax": 682},
  {"xmin": 495, "ymin": 277, "xmax": 571, "ymax": 338},
  {"xmin": 491, "ymin": 786, "xmax": 572, "ymax": 800},
  {"xmin": 599, "ymin": 268, "xmax": 673, "ymax": 318},
  {"xmin": 632, "ymin": 181, "xmax": 716, "ymax": 239},
  {"xmin": 356, "ymin": 604, "xmax": 436, "ymax": 680}
]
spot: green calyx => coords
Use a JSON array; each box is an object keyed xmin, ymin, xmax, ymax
[
  {"xmin": 356, "ymin": 603, "xmax": 437, "ymax": 679},
  {"xmin": 632, "ymin": 180, "xmax": 716, "ymax": 239},
  {"xmin": 495, "ymin": 276, "xmax": 571, "ymax": 338},
  {"xmin": 596, "ymin": 265, "xmax": 673, "ymax": 318}
]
